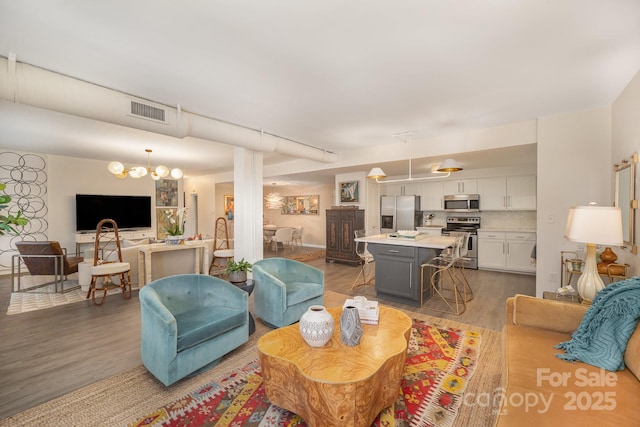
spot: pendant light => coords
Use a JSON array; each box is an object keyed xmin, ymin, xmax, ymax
[{"xmin": 108, "ymin": 149, "xmax": 183, "ymax": 180}]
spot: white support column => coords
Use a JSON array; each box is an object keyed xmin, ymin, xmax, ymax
[{"xmin": 233, "ymin": 146, "xmax": 264, "ymax": 264}]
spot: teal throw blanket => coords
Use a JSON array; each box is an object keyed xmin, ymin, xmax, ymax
[{"xmin": 555, "ymin": 276, "xmax": 640, "ymax": 371}]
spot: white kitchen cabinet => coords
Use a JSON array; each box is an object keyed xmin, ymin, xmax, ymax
[
  {"xmin": 477, "ymin": 177, "xmax": 507, "ymax": 210},
  {"xmin": 507, "ymin": 175, "xmax": 536, "ymax": 210},
  {"xmin": 384, "ymin": 182, "xmax": 421, "ymax": 197},
  {"xmin": 478, "ymin": 231, "xmax": 536, "ymax": 273},
  {"xmin": 478, "ymin": 231, "xmax": 507, "ymax": 269},
  {"xmin": 477, "ymin": 175, "xmax": 536, "ymax": 210},
  {"xmin": 443, "ymin": 179, "xmax": 477, "ymax": 195},
  {"xmin": 419, "ymin": 181, "xmax": 443, "ymax": 211}
]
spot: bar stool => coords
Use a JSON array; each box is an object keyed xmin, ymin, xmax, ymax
[
  {"xmin": 419, "ymin": 233, "xmax": 466, "ymax": 315},
  {"xmin": 352, "ymin": 229, "xmax": 375, "ymax": 289},
  {"xmin": 441, "ymin": 231, "xmax": 473, "ymax": 302}
]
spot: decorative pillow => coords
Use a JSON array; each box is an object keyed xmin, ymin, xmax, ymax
[{"xmin": 122, "ymin": 238, "xmax": 149, "ymax": 248}]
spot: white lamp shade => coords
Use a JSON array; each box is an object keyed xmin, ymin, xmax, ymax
[
  {"xmin": 151, "ymin": 172, "xmax": 161, "ymax": 181},
  {"xmin": 107, "ymin": 161, "xmax": 125, "ymax": 175},
  {"xmin": 170, "ymin": 168, "xmax": 184, "ymax": 179},
  {"xmin": 437, "ymin": 159, "xmax": 463, "ymax": 172},
  {"xmin": 564, "ymin": 205, "xmax": 624, "ymax": 246},
  {"xmin": 367, "ymin": 167, "xmax": 387, "ymax": 179},
  {"xmin": 128, "ymin": 169, "xmax": 141, "ymax": 178},
  {"xmin": 155, "ymin": 165, "xmax": 170, "ymax": 178}
]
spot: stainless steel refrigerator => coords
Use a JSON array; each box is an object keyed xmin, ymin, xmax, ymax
[{"xmin": 380, "ymin": 195, "xmax": 421, "ymax": 232}]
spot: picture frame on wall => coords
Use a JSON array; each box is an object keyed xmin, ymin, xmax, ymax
[
  {"xmin": 339, "ymin": 181, "xmax": 359, "ymax": 203},
  {"xmin": 224, "ymin": 195, "xmax": 234, "ymax": 220},
  {"xmin": 156, "ymin": 179, "xmax": 178, "ymax": 207},
  {"xmin": 156, "ymin": 207, "xmax": 177, "ymax": 239}
]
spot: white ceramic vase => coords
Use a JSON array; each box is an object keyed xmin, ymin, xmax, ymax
[{"xmin": 299, "ymin": 305, "xmax": 335, "ymax": 347}]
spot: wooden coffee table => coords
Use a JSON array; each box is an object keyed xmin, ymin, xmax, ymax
[{"xmin": 257, "ymin": 305, "xmax": 412, "ymax": 427}]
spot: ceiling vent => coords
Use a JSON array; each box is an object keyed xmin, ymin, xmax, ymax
[{"xmin": 129, "ymin": 100, "xmax": 168, "ymax": 124}]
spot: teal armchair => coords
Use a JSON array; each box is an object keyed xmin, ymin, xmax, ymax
[
  {"xmin": 139, "ymin": 274, "xmax": 248, "ymax": 386},
  {"xmin": 253, "ymin": 258, "xmax": 324, "ymax": 328}
]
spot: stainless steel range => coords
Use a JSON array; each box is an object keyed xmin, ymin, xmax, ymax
[{"xmin": 443, "ymin": 216, "xmax": 480, "ymax": 269}]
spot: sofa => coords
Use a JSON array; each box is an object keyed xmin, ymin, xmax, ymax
[
  {"xmin": 84, "ymin": 238, "xmax": 215, "ymax": 287},
  {"xmin": 498, "ymin": 294, "xmax": 640, "ymax": 425},
  {"xmin": 139, "ymin": 274, "xmax": 249, "ymax": 386},
  {"xmin": 252, "ymin": 257, "xmax": 324, "ymax": 328}
]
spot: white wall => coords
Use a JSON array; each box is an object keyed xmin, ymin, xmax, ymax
[
  {"xmin": 263, "ymin": 182, "xmax": 333, "ymax": 247},
  {"xmin": 183, "ymin": 174, "xmax": 216, "ymax": 238},
  {"xmin": 48, "ymin": 154, "xmax": 175, "ymax": 253},
  {"xmin": 536, "ymin": 108, "xmax": 612, "ymax": 297},
  {"xmin": 612, "ymin": 70, "xmax": 640, "ymax": 273}
]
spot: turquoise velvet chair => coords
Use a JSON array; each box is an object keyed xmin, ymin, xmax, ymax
[
  {"xmin": 253, "ymin": 258, "xmax": 324, "ymax": 328},
  {"xmin": 139, "ymin": 274, "xmax": 248, "ymax": 386}
]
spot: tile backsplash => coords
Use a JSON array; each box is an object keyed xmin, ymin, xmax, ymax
[
  {"xmin": 420, "ymin": 210, "xmax": 537, "ymax": 230},
  {"xmin": 479, "ymin": 211, "xmax": 537, "ymax": 229}
]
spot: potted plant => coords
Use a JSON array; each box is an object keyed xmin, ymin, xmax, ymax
[
  {"xmin": 0, "ymin": 183, "xmax": 28, "ymax": 235},
  {"xmin": 164, "ymin": 208, "xmax": 187, "ymax": 244},
  {"xmin": 226, "ymin": 258, "xmax": 252, "ymax": 283}
]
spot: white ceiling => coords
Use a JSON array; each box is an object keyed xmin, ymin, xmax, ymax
[{"xmin": 0, "ymin": 0, "xmax": 639, "ymax": 181}]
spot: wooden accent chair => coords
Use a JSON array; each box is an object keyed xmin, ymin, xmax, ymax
[
  {"xmin": 209, "ymin": 217, "xmax": 234, "ymax": 276},
  {"xmin": 13, "ymin": 241, "xmax": 83, "ymax": 293},
  {"xmin": 87, "ymin": 218, "xmax": 132, "ymax": 305}
]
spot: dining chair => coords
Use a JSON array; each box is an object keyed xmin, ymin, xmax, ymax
[
  {"xmin": 271, "ymin": 227, "xmax": 293, "ymax": 253},
  {"xmin": 291, "ymin": 226, "xmax": 304, "ymax": 247}
]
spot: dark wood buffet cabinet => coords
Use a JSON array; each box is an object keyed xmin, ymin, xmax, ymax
[{"xmin": 325, "ymin": 208, "xmax": 364, "ymax": 265}]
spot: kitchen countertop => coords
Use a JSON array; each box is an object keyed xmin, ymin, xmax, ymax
[{"xmin": 355, "ymin": 233, "xmax": 456, "ymax": 249}]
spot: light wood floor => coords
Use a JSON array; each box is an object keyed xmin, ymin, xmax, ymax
[{"xmin": 0, "ymin": 251, "xmax": 534, "ymax": 419}]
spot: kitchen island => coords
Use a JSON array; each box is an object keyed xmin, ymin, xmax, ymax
[{"xmin": 355, "ymin": 234, "xmax": 456, "ymax": 306}]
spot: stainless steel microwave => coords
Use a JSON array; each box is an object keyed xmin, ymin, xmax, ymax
[{"xmin": 443, "ymin": 194, "xmax": 480, "ymax": 212}]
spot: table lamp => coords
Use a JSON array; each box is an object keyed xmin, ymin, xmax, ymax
[{"xmin": 564, "ymin": 205, "xmax": 624, "ymax": 303}]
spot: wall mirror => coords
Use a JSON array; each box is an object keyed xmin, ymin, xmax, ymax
[
  {"xmin": 614, "ymin": 153, "xmax": 638, "ymax": 254},
  {"xmin": 281, "ymin": 195, "xmax": 320, "ymax": 215}
]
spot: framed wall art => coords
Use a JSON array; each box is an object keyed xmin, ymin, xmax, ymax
[
  {"xmin": 156, "ymin": 179, "xmax": 178, "ymax": 207},
  {"xmin": 224, "ymin": 195, "xmax": 234, "ymax": 220},
  {"xmin": 339, "ymin": 181, "xmax": 359, "ymax": 203}
]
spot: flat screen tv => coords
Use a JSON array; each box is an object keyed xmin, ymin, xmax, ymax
[{"xmin": 76, "ymin": 194, "xmax": 152, "ymax": 232}]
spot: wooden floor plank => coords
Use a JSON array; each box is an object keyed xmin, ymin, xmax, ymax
[{"xmin": 0, "ymin": 252, "xmax": 534, "ymax": 419}]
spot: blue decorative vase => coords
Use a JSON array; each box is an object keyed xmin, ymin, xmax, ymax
[{"xmin": 340, "ymin": 305, "xmax": 363, "ymax": 346}]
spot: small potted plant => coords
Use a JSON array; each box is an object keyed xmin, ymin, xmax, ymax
[{"xmin": 226, "ymin": 258, "xmax": 252, "ymax": 283}]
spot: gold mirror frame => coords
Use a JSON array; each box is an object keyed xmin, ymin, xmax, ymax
[{"xmin": 614, "ymin": 152, "xmax": 638, "ymax": 254}]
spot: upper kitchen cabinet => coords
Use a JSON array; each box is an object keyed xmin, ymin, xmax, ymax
[
  {"xmin": 442, "ymin": 179, "xmax": 477, "ymax": 195},
  {"xmin": 478, "ymin": 175, "xmax": 536, "ymax": 210},
  {"xmin": 419, "ymin": 181, "xmax": 444, "ymax": 211},
  {"xmin": 384, "ymin": 182, "xmax": 421, "ymax": 197}
]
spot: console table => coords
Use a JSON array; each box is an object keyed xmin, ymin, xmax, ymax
[
  {"xmin": 137, "ymin": 242, "xmax": 209, "ymax": 286},
  {"xmin": 75, "ymin": 230, "xmax": 155, "ymax": 256}
]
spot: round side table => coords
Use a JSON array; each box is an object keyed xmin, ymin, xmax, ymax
[{"xmin": 231, "ymin": 279, "xmax": 256, "ymax": 335}]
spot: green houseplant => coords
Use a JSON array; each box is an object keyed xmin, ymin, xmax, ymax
[
  {"xmin": 226, "ymin": 258, "xmax": 252, "ymax": 283},
  {"xmin": 0, "ymin": 183, "xmax": 28, "ymax": 235}
]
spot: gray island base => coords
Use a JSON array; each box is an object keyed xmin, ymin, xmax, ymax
[{"xmin": 355, "ymin": 234, "xmax": 456, "ymax": 307}]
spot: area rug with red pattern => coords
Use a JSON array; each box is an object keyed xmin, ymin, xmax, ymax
[{"xmin": 129, "ymin": 320, "xmax": 481, "ymax": 427}]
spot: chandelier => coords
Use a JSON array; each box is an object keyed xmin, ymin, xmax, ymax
[
  {"xmin": 265, "ymin": 192, "xmax": 285, "ymax": 209},
  {"xmin": 107, "ymin": 149, "xmax": 183, "ymax": 180}
]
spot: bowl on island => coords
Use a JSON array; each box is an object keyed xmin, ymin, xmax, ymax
[{"xmin": 397, "ymin": 230, "xmax": 420, "ymax": 237}]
